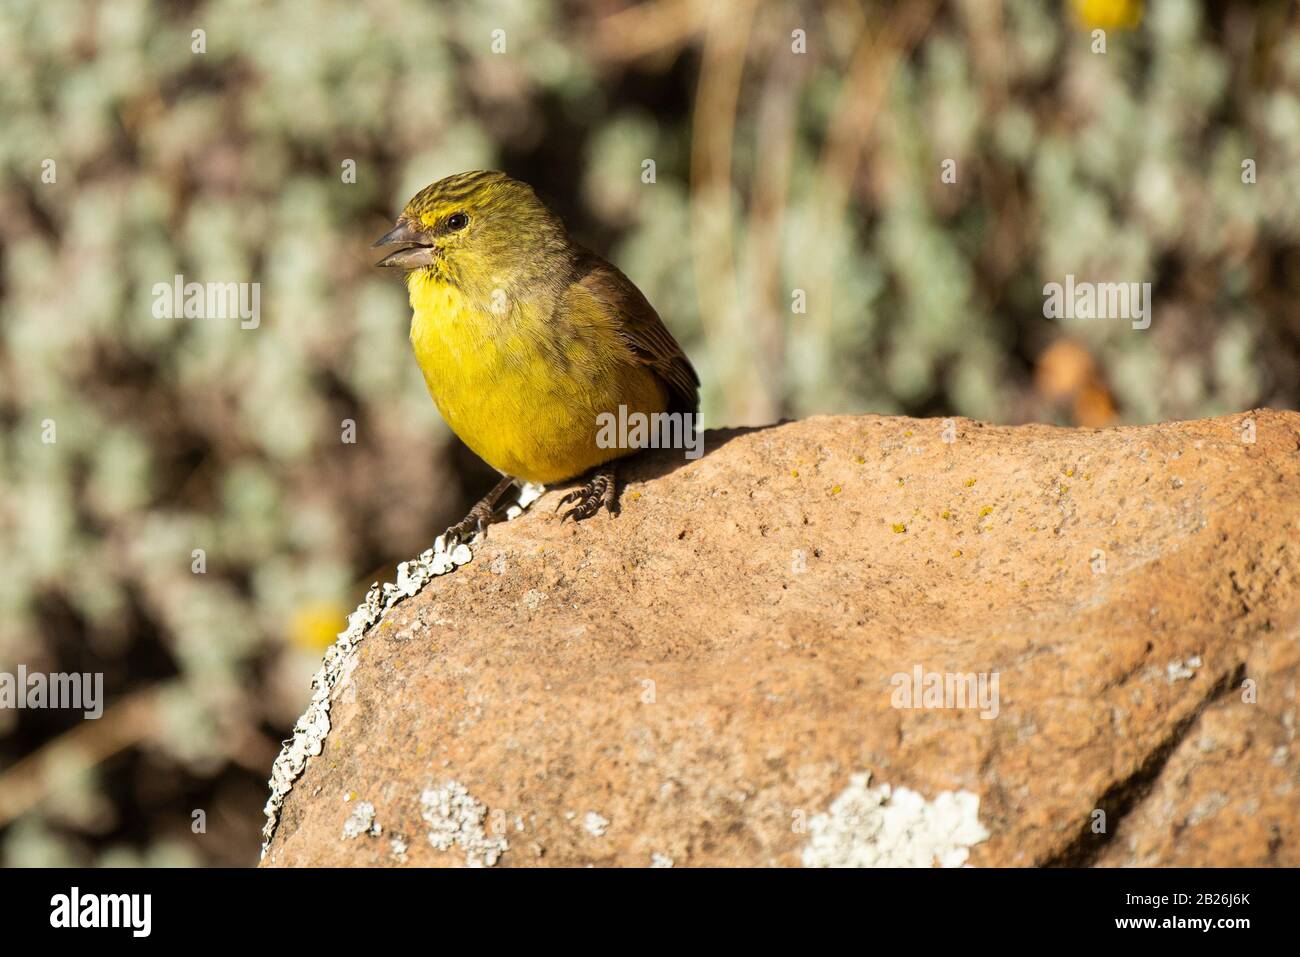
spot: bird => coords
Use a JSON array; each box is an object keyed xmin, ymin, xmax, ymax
[{"xmin": 373, "ymin": 170, "xmax": 699, "ymax": 547}]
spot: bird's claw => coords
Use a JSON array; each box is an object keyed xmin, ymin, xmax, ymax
[
  {"xmin": 439, "ymin": 504, "xmax": 496, "ymax": 552},
  {"xmin": 557, "ymin": 468, "xmax": 617, "ymax": 524}
]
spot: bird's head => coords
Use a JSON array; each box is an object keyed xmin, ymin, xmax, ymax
[{"xmin": 374, "ymin": 171, "xmax": 571, "ymax": 299}]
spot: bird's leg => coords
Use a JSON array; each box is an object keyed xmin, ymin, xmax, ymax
[
  {"xmin": 556, "ymin": 464, "xmax": 618, "ymax": 523},
  {"xmin": 440, "ymin": 475, "xmax": 517, "ymax": 549}
]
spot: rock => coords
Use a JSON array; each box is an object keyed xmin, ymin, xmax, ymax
[{"xmin": 260, "ymin": 411, "xmax": 1300, "ymax": 867}]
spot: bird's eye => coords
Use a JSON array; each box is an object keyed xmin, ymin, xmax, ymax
[{"xmin": 446, "ymin": 212, "xmax": 469, "ymax": 231}]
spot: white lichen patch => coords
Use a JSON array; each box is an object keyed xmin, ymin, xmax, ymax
[
  {"xmin": 583, "ymin": 811, "xmax": 610, "ymax": 837},
  {"xmin": 421, "ymin": 780, "xmax": 508, "ymax": 867},
  {"xmin": 1166, "ymin": 655, "xmax": 1203, "ymax": 683},
  {"xmin": 650, "ymin": 852, "xmax": 673, "ymax": 868},
  {"xmin": 801, "ymin": 771, "xmax": 989, "ymax": 868},
  {"xmin": 389, "ymin": 835, "xmax": 409, "ymax": 861},
  {"xmin": 506, "ymin": 481, "xmax": 545, "ymax": 519},
  {"xmin": 259, "ymin": 483, "xmax": 544, "ymax": 858},
  {"xmin": 1185, "ymin": 791, "xmax": 1228, "ymax": 827},
  {"xmin": 341, "ymin": 800, "xmax": 381, "ymax": 840}
]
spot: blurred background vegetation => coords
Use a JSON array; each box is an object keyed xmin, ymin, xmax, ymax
[{"xmin": 1, "ymin": 0, "xmax": 1298, "ymax": 866}]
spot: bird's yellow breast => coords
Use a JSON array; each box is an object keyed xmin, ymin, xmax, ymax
[{"xmin": 407, "ymin": 270, "xmax": 667, "ymax": 485}]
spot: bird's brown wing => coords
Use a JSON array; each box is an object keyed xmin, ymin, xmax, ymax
[{"xmin": 568, "ymin": 249, "xmax": 700, "ymax": 414}]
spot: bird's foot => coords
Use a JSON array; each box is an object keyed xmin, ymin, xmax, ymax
[
  {"xmin": 556, "ymin": 465, "xmax": 617, "ymax": 523},
  {"xmin": 439, "ymin": 476, "xmax": 516, "ymax": 551}
]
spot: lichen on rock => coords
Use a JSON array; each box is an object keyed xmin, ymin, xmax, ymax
[
  {"xmin": 800, "ymin": 772, "xmax": 989, "ymax": 868},
  {"xmin": 259, "ymin": 483, "xmax": 544, "ymax": 858},
  {"xmin": 421, "ymin": 781, "xmax": 508, "ymax": 868}
]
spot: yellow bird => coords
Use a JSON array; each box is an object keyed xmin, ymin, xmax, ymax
[{"xmin": 374, "ymin": 170, "xmax": 699, "ymax": 544}]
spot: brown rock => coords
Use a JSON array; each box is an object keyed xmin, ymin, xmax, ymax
[{"xmin": 261, "ymin": 411, "xmax": 1300, "ymax": 867}]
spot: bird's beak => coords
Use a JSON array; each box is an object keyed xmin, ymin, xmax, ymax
[{"xmin": 373, "ymin": 219, "xmax": 437, "ymax": 268}]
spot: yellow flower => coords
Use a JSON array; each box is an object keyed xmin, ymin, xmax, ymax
[
  {"xmin": 290, "ymin": 601, "xmax": 347, "ymax": 651},
  {"xmin": 1070, "ymin": 0, "xmax": 1143, "ymax": 30}
]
